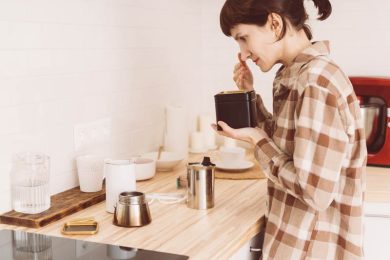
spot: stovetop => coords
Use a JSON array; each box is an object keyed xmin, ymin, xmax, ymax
[{"xmin": 0, "ymin": 229, "xmax": 189, "ymax": 260}]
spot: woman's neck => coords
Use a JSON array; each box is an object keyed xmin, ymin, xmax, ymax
[{"xmin": 281, "ymin": 29, "xmax": 312, "ymax": 66}]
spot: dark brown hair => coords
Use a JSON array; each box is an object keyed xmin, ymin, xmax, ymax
[{"xmin": 220, "ymin": 0, "xmax": 332, "ymax": 40}]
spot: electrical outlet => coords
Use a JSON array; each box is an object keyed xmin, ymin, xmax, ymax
[{"xmin": 74, "ymin": 118, "xmax": 111, "ymax": 151}]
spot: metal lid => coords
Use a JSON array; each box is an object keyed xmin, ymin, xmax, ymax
[
  {"xmin": 187, "ymin": 157, "xmax": 215, "ymax": 170},
  {"xmin": 118, "ymin": 191, "xmax": 146, "ymax": 205}
]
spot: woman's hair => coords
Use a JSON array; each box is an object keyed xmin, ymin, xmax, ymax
[{"xmin": 220, "ymin": 0, "xmax": 332, "ymax": 40}]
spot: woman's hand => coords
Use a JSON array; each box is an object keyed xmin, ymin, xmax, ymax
[
  {"xmin": 212, "ymin": 121, "xmax": 269, "ymax": 145},
  {"xmin": 233, "ymin": 53, "xmax": 254, "ymax": 91}
]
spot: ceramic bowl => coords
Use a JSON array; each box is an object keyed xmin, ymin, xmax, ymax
[
  {"xmin": 141, "ymin": 151, "xmax": 184, "ymax": 172},
  {"xmin": 219, "ymin": 146, "xmax": 246, "ymax": 163},
  {"xmin": 133, "ymin": 157, "xmax": 156, "ymax": 181}
]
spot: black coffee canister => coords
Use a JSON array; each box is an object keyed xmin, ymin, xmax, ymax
[{"xmin": 214, "ymin": 90, "xmax": 258, "ymax": 130}]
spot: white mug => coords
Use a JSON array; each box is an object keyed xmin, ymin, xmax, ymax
[
  {"xmin": 76, "ymin": 155, "xmax": 105, "ymax": 192},
  {"xmin": 104, "ymin": 159, "xmax": 136, "ymax": 213}
]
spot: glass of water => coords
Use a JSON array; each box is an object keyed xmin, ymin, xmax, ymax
[{"xmin": 11, "ymin": 152, "xmax": 51, "ymax": 214}]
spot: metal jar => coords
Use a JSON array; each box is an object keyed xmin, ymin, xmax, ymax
[
  {"xmin": 186, "ymin": 158, "xmax": 215, "ymax": 210},
  {"xmin": 113, "ymin": 191, "xmax": 151, "ymax": 227}
]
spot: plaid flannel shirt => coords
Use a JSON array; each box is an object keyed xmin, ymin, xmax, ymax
[{"xmin": 254, "ymin": 41, "xmax": 367, "ymax": 259}]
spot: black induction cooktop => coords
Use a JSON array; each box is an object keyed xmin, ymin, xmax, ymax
[{"xmin": 0, "ymin": 229, "xmax": 189, "ymax": 260}]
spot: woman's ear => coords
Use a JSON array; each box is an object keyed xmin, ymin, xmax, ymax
[{"xmin": 268, "ymin": 13, "xmax": 283, "ymax": 37}]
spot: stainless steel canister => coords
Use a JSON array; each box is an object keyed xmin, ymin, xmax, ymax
[{"xmin": 186, "ymin": 157, "xmax": 215, "ymax": 210}]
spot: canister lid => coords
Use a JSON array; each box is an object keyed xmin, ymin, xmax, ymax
[
  {"xmin": 214, "ymin": 90, "xmax": 256, "ymax": 102},
  {"xmin": 187, "ymin": 156, "xmax": 215, "ymax": 170}
]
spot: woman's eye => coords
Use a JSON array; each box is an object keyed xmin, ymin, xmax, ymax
[{"xmin": 239, "ymin": 37, "xmax": 246, "ymax": 42}]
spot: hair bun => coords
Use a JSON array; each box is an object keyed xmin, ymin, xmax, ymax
[{"xmin": 312, "ymin": 0, "xmax": 332, "ymax": 20}]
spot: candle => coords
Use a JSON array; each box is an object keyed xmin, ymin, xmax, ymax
[
  {"xmin": 190, "ymin": 131, "xmax": 205, "ymax": 151},
  {"xmin": 198, "ymin": 115, "xmax": 216, "ymax": 149},
  {"xmin": 199, "ymin": 115, "xmax": 214, "ymax": 132}
]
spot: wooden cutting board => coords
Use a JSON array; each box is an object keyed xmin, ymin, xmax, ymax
[{"xmin": 0, "ymin": 186, "xmax": 105, "ymax": 228}]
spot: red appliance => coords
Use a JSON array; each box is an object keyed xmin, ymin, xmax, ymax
[{"xmin": 350, "ymin": 77, "xmax": 390, "ymax": 167}]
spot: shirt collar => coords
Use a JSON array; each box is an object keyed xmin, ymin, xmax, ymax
[{"xmin": 276, "ymin": 41, "xmax": 331, "ymax": 78}]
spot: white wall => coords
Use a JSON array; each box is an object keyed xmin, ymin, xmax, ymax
[{"xmin": 0, "ymin": 0, "xmax": 202, "ymax": 213}]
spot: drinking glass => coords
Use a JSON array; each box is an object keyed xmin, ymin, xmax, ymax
[{"xmin": 10, "ymin": 152, "xmax": 51, "ymax": 214}]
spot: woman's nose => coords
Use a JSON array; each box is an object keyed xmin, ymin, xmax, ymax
[{"xmin": 239, "ymin": 50, "xmax": 251, "ymax": 61}]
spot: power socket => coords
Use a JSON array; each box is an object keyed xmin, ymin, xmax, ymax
[{"xmin": 74, "ymin": 118, "xmax": 111, "ymax": 151}]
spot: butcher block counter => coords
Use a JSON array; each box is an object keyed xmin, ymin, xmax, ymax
[{"xmin": 0, "ymin": 152, "xmax": 389, "ymax": 259}]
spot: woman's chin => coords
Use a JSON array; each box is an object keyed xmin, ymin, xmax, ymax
[{"xmin": 258, "ymin": 64, "xmax": 272, "ymax": 72}]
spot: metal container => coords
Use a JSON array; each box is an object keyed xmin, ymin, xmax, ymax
[
  {"xmin": 113, "ymin": 191, "xmax": 151, "ymax": 227},
  {"xmin": 360, "ymin": 104, "xmax": 381, "ymax": 147},
  {"xmin": 214, "ymin": 90, "xmax": 257, "ymax": 130},
  {"xmin": 186, "ymin": 157, "xmax": 215, "ymax": 210}
]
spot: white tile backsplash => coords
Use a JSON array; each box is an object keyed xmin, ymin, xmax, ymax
[
  {"xmin": 0, "ymin": 0, "xmax": 202, "ymax": 213},
  {"xmin": 1, "ymin": 0, "xmax": 389, "ymax": 213}
]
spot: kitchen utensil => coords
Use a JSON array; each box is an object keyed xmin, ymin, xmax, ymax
[
  {"xmin": 133, "ymin": 157, "xmax": 156, "ymax": 181},
  {"xmin": 186, "ymin": 157, "xmax": 215, "ymax": 210},
  {"xmin": 67, "ymin": 217, "xmax": 96, "ymax": 224},
  {"xmin": 10, "ymin": 152, "xmax": 51, "ymax": 214},
  {"xmin": 76, "ymin": 155, "xmax": 105, "ymax": 192},
  {"xmin": 61, "ymin": 219, "xmax": 99, "ymax": 235},
  {"xmin": 176, "ymin": 174, "xmax": 188, "ymax": 189},
  {"xmin": 113, "ymin": 191, "xmax": 151, "ymax": 227},
  {"xmin": 214, "ymin": 90, "xmax": 258, "ymax": 130},
  {"xmin": 142, "ymin": 151, "xmax": 184, "ymax": 171},
  {"xmin": 360, "ymin": 105, "xmax": 381, "ymax": 147},
  {"xmin": 350, "ymin": 76, "xmax": 390, "ymax": 167},
  {"xmin": 104, "ymin": 160, "xmax": 136, "ymax": 213}
]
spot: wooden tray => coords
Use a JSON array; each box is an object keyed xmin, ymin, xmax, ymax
[{"xmin": 0, "ymin": 186, "xmax": 105, "ymax": 228}]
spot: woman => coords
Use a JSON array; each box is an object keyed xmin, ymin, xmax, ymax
[{"xmin": 214, "ymin": 0, "xmax": 367, "ymax": 259}]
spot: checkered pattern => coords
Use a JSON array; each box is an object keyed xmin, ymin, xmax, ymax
[{"xmin": 254, "ymin": 41, "xmax": 367, "ymax": 259}]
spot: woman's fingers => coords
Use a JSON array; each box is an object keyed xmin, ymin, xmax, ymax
[
  {"xmin": 234, "ymin": 63, "xmax": 241, "ymax": 72},
  {"xmin": 238, "ymin": 53, "xmax": 248, "ymax": 68},
  {"xmin": 217, "ymin": 121, "xmax": 236, "ymax": 137},
  {"xmin": 211, "ymin": 122, "xmax": 236, "ymax": 140}
]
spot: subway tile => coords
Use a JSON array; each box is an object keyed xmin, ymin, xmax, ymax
[
  {"xmin": 0, "ymin": 188, "xmax": 12, "ymax": 214},
  {"xmin": 0, "ymin": 107, "xmax": 21, "ymax": 135},
  {"xmin": 49, "ymin": 169, "xmax": 79, "ymax": 195}
]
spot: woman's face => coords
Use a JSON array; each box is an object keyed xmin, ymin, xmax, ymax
[{"xmin": 230, "ymin": 23, "xmax": 282, "ymax": 72}]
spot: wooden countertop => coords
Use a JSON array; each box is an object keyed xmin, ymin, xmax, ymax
[{"xmin": 1, "ymin": 155, "xmax": 389, "ymax": 259}]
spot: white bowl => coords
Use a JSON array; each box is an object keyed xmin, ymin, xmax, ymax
[
  {"xmin": 142, "ymin": 151, "xmax": 184, "ymax": 172},
  {"xmin": 219, "ymin": 146, "xmax": 246, "ymax": 163},
  {"xmin": 133, "ymin": 157, "xmax": 156, "ymax": 181}
]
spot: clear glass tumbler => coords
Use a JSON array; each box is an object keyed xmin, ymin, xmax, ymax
[{"xmin": 10, "ymin": 152, "xmax": 51, "ymax": 214}]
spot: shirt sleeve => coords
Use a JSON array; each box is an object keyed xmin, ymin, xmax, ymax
[
  {"xmin": 254, "ymin": 84, "xmax": 349, "ymax": 211},
  {"xmin": 256, "ymin": 94, "xmax": 274, "ymax": 137}
]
